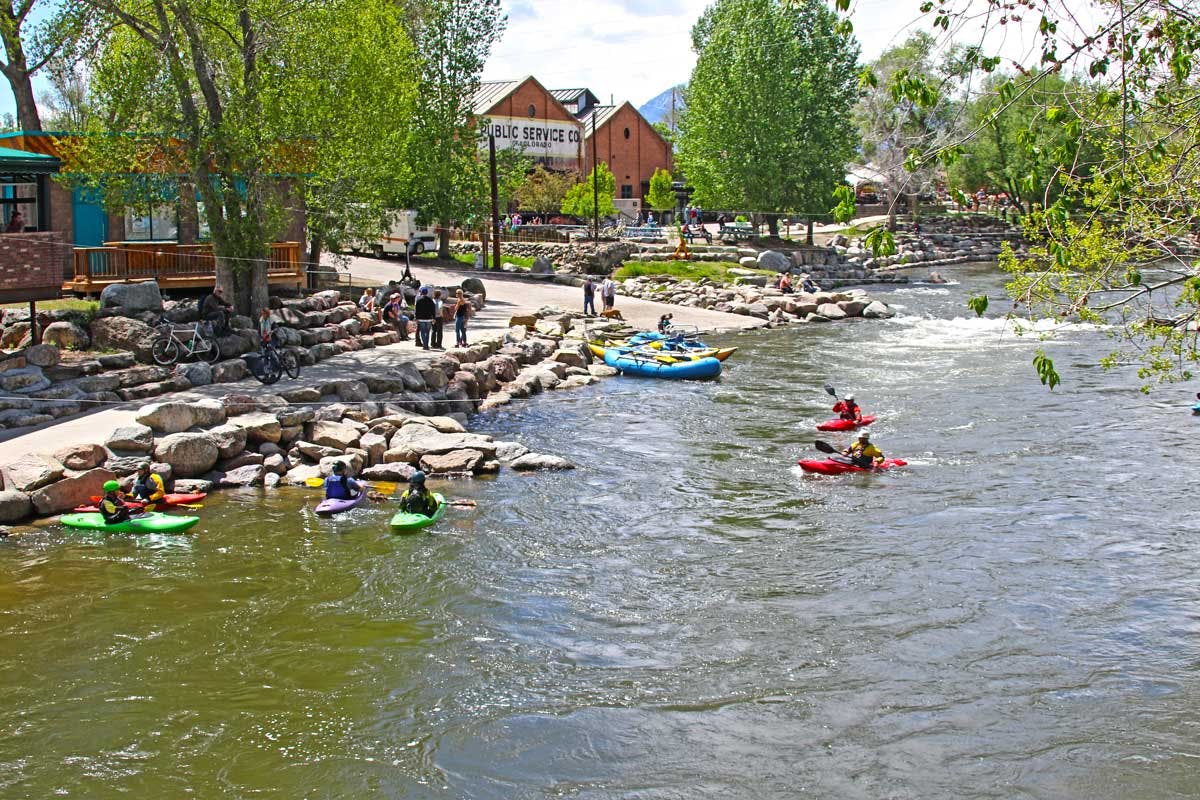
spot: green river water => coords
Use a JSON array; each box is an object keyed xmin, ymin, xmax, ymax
[{"xmin": 2, "ymin": 263, "xmax": 1199, "ymax": 798}]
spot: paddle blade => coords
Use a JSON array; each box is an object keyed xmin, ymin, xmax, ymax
[
  {"xmin": 448, "ymin": 499, "xmax": 477, "ymax": 508},
  {"xmin": 368, "ymin": 481, "xmax": 399, "ymax": 495},
  {"xmin": 823, "ymin": 384, "xmax": 837, "ymax": 397},
  {"xmin": 305, "ymin": 477, "xmax": 325, "ymax": 488},
  {"xmin": 814, "ymin": 440, "xmax": 838, "ymax": 454}
]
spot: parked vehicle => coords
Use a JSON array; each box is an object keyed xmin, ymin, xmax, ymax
[{"xmin": 354, "ymin": 209, "xmax": 437, "ymax": 258}]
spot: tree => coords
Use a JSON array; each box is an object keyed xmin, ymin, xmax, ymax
[
  {"xmin": 516, "ymin": 164, "xmax": 574, "ymax": 215},
  {"xmin": 0, "ymin": 1, "xmax": 84, "ymax": 131},
  {"xmin": 36, "ymin": 60, "xmax": 97, "ymax": 131},
  {"xmin": 646, "ymin": 167, "xmax": 675, "ymax": 215},
  {"xmin": 676, "ymin": 0, "xmax": 860, "ymax": 242},
  {"xmin": 404, "ymin": 0, "xmax": 505, "ymax": 258},
  {"xmin": 72, "ymin": 0, "xmax": 420, "ymax": 314},
  {"xmin": 855, "ymin": 32, "xmax": 961, "ymax": 230},
  {"xmin": 561, "ymin": 162, "xmax": 616, "ymax": 220}
]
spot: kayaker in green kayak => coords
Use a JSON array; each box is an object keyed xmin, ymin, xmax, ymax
[
  {"xmin": 397, "ymin": 471, "xmax": 439, "ymax": 517},
  {"xmin": 843, "ymin": 430, "xmax": 885, "ymax": 468},
  {"xmin": 99, "ymin": 480, "xmax": 140, "ymax": 525}
]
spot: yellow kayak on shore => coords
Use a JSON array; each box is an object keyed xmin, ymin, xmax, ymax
[{"xmin": 587, "ymin": 340, "xmax": 737, "ymax": 361}]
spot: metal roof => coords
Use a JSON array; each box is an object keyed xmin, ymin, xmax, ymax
[
  {"xmin": 473, "ymin": 79, "xmax": 526, "ymax": 116},
  {"xmin": 578, "ymin": 105, "xmax": 621, "ymax": 133},
  {"xmin": 549, "ymin": 88, "xmax": 586, "ymax": 103},
  {"xmin": 0, "ymin": 145, "xmax": 59, "ymax": 173}
]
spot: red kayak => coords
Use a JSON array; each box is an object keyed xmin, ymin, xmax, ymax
[
  {"xmin": 798, "ymin": 457, "xmax": 907, "ymax": 475},
  {"xmin": 74, "ymin": 492, "xmax": 207, "ymax": 513},
  {"xmin": 816, "ymin": 415, "xmax": 876, "ymax": 432}
]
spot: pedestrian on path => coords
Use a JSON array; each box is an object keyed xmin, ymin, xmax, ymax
[
  {"xmin": 583, "ymin": 277, "xmax": 597, "ymax": 315},
  {"xmin": 431, "ymin": 289, "xmax": 445, "ymax": 349},
  {"xmin": 600, "ymin": 275, "xmax": 616, "ymax": 311},
  {"xmin": 453, "ymin": 288, "xmax": 471, "ymax": 347},
  {"xmin": 414, "ymin": 287, "xmax": 436, "ymax": 349}
]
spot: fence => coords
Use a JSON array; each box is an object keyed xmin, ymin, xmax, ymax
[{"xmin": 66, "ymin": 241, "xmax": 304, "ymax": 295}]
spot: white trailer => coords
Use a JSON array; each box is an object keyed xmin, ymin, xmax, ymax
[{"xmin": 355, "ymin": 210, "xmax": 438, "ymax": 257}]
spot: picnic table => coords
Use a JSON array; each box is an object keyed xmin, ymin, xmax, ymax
[
  {"xmin": 718, "ymin": 223, "xmax": 757, "ymax": 241},
  {"xmin": 680, "ymin": 224, "xmax": 712, "ymax": 243}
]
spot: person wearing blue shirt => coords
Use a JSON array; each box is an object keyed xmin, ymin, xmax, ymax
[{"xmin": 324, "ymin": 461, "xmax": 364, "ymax": 500}]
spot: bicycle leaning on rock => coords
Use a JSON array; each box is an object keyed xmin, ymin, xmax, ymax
[
  {"xmin": 246, "ymin": 330, "xmax": 300, "ymax": 385},
  {"xmin": 151, "ymin": 318, "xmax": 222, "ymax": 366}
]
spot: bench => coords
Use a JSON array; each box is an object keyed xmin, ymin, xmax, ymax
[
  {"xmin": 680, "ymin": 225, "xmax": 712, "ymax": 244},
  {"xmin": 719, "ymin": 224, "xmax": 757, "ymax": 241}
]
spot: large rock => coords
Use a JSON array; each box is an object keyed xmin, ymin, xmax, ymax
[
  {"xmin": 757, "ymin": 250, "xmax": 791, "ymax": 272},
  {"xmin": 384, "ymin": 425, "xmax": 497, "ymax": 462},
  {"xmin": 0, "ymin": 489, "xmax": 33, "ymax": 523},
  {"xmin": 153, "ymin": 432, "xmax": 220, "ymax": 478},
  {"xmin": 89, "ymin": 316, "xmax": 158, "ymax": 363},
  {"xmin": 106, "ymin": 423, "xmax": 155, "ymax": 453},
  {"xmin": 461, "ymin": 277, "xmax": 486, "ymax": 299},
  {"xmin": 134, "ymin": 398, "xmax": 226, "ymax": 434},
  {"xmin": 23, "ymin": 344, "xmax": 60, "ymax": 368},
  {"xmin": 530, "ymin": 255, "xmax": 555, "ymax": 274},
  {"xmin": 228, "ymin": 412, "xmax": 282, "ymax": 444},
  {"xmin": 3, "ymin": 454, "xmax": 65, "ymax": 492},
  {"xmin": 494, "ymin": 441, "xmax": 530, "ymax": 462},
  {"xmin": 815, "ymin": 303, "xmax": 847, "ymax": 320},
  {"xmin": 359, "ymin": 432, "xmax": 389, "ymax": 466},
  {"xmin": 205, "ymin": 423, "xmax": 250, "ymax": 459},
  {"xmin": 30, "ymin": 468, "xmax": 118, "ymax": 515},
  {"xmin": 173, "ymin": 478, "xmax": 214, "ymax": 494},
  {"xmin": 296, "ymin": 441, "xmax": 344, "ymax": 461},
  {"xmin": 361, "ymin": 462, "xmax": 417, "ymax": 482},
  {"xmin": 838, "ymin": 299, "xmax": 870, "ymax": 317},
  {"xmin": 175, "ymin": 361, "xmax": 213, "ymax": 387},
  {"xmin": 99, "ymin": 280, "xmax": 163, "ymax": 315},
  {"xmin": 211, "ymin": 359, "xmax": 249, "ymax": 383},
  {"xmin": 214, "ymin": 464, "xmax": 265, "ymax": 487},
  {"xmin": 53, "ymin": 443, "xmax": 107, "ymax": 471},
  {"xmin": 307, "ymin": 420, "xmax": 361, "ymax": 450},
  {"xmin": 420, "ymin": 449, "xmax": 484, "ymax": 474},
  {"xmin": 588, "ymin": 364, "xmax": 619, "ymax": 378},
  {"xmin": 508, "ymin": 453, "xmax": 576, "ymax": 471},
  {"xmin": 282, "ymin": 463, "xmax": 323, "ymax": 486},
  {"xmin": 862, "ymin": 300, "xmax": 895, "ymax": 319}
]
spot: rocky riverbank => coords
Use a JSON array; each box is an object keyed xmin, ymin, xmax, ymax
[{"xmin": 617, "ymin": 278, "xmax": 895, "ymax": 325}]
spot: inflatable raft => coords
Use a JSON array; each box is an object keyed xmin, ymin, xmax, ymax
[{"xmin": 602, "ymin": 348, "xmax": 722, "ymax": 380}]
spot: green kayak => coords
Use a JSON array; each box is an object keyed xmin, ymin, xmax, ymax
[
  {"xmin": 60, "ymin": 512, "xmax": 201, "ymax": 534},
  {"xmin": 389, "ymin": 493, "xmax": 446, "ymax": 533}
]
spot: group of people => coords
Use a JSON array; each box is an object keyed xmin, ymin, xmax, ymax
[
  {"xmin": 323, "ymin": 463, "xmax": 440, "ymax": 517},
  {"xmin": 362, "ymin": 282, "xmax": 473, "ymax": 350},
  {"xmin": 582, "ymin": 275, "xmax": 617, "ymax": 316},
  {"xmin": 97, "ymin": 463, "xmax": 169, "ymax": 524},
  {"xmin": 831, "ymin": 393, "xmax": 885, "ymax": 468},
  {"xmin": 776, "ymin": 272, "xmax": 820, "ymax": 294}
]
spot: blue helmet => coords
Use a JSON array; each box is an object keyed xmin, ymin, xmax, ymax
[{"xmin": 410, "ymin": 470, "xmax": 426, "ymax": 484}]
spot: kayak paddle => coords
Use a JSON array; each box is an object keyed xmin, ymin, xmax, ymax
[
  {"xmin": 304, "ymin": 477, "xmax": 399, "ymax": 494},
  {"xmin": 373, "ymin": 493, "xmax": 477, "ymax": 508},
  {"xmin": 814, "ymin": 439, "xmax": 855, "ymax": 465},
  {"xmin": 824, "ymin": 384, "xmax": 839, "ymax": 399}
]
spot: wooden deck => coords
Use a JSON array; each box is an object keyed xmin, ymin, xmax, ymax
[{"xmin": 64, "ymin": 241, "xmax": 305, "ymax": 295}]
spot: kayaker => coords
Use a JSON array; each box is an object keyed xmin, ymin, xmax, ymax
[
  {"xmin": 324, "ymin": 461, "xmax": 364, "ymax": 500},
  {"xmin": 832, "ymin": 393, "xmax": 863, "ymax": 422},
  {"xmin": 131, "ymin": 462, "xmax": 166, "ymax": 504},
  {"xmin": 398, "ymin": 471, "xmax": 439, "ymax": 517},
  {"xmin": 843, "ymin": 430, "xmax": 884, "ymax": 468},
  {"xmin": 99, "ymin": 480, "xmax": 135, "ymax": 525}
]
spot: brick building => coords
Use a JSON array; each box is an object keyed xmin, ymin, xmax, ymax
[
  {"xmin": 474, "ymin": 76, "xmax": 585, "ymax": 172},
  {"xmin": 577, "ymin": 101, "xmax": 672, "ymax": 218}
]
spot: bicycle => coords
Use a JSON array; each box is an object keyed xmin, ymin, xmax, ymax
[
  {"xmin": 249, "ymin": 331, "xmax": 300, "ymax": 385},
  {"xmin": 152, "ymin": 318, "xmax": 222, "ymax": 366}
]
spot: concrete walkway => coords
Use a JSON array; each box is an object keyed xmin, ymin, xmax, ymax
[{"xmin": 0, "ymin": 256, "xmax": 761, "ymax": 462}]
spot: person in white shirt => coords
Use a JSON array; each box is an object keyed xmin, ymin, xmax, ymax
[{"xmin": 600, "ymin": 276, "xmax": 616, "ymax": 311}]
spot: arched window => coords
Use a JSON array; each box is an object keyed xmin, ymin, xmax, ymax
[
  {"xmin": 623, "ymin": 127, "xmax": 631, "ymax": 139},
  {"xmin": 528, "ymin": 104, "xmax": 536, "ymax": 117}
]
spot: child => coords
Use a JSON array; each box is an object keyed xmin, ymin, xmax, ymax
[{"xmin": 657, "ymin": 313, "xmax": 673, "ymax": 334}]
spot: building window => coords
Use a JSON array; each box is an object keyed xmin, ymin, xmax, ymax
[
  {"xmin": 620, "ymin": 184, "xmax": 633, "ymax": 199},
  {"xmin": 623, "ymin": 127, "xmax": 631, "ymax": 139},
  {"xmin": 124, "ymin": 204, "xmax": 178, "ymax": 241},
  {"xmin": 528, "ymin": 104, "xmax": 536, "ymax": 117}
]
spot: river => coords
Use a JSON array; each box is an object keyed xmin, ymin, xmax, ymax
[{"xmin": 1, "ymin": 263, "xmax": 1198, "ymax": 798}]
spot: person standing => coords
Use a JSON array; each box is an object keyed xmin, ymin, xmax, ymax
[
  {"xmin": 413, "ymin": 287, "xmax": 436, "ymax": 349},
  {"xmin": 6, "ymin": 209, "xmax": 24, "ymax": 233},
  {"xmin": 453, "ymin": 288, "xmax": 471, "ymax": 347},
  {"xmin": 431, "ymin": 289, "xmax": 445, "ymax": 349},
  {"xmin": 583, "ymin": 276, "xmax": 597, "ymax": 316},
  {"xmin": 600, "ymin": 275, "xmax": 616, "ymax": 312}
]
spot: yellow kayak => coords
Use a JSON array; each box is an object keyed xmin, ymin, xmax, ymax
[{"xmin": 588, "ymin": 340, "xmax": 737, "ymax": 361}]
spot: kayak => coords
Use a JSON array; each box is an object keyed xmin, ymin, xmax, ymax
[
  {"xmin": 797, "ymin": 457, "xmax": 908, "ymax": 475},
  {"xmin": 389, "ymin": 493, "xmax": 446, "ymax": 533},
  {"xmin": 816, "ymin": 415, "xmax": 877, "ymax": 432},
  {"xmin": 75, "ymin": 492, "xmax": 207, "ymax": 513},
  {"xmin": 603, "ymin": 348, "xmax": 722, "ymax": 380},
  {"xmin": 60, "ymin": 511, "xmax": 201, "ymax": 534},
  {"xmin": 315, "ymin": 489, "xmax": 369, "ymax": 517},
  {"xmin": 589, "ymin": 337, "xmax": 737, "ymax": 362}
]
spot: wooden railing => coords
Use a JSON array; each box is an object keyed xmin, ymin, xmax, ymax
[{"xmin": 68, "ymin": 241, "xmax": 303, "ymax": 292}]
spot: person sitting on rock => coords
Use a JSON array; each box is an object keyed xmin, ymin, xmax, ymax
[
  {"xmin": 833, "ymin": 393, "xmax": 863, "ymax": 423},
  {"xmin": 324, "ymin": 461, "xmax": 364, "ymax": 501},
  {"xmin": 398, "ymin": 471, "xmax": 439, "ymax": 517},
  {"xmin": 800, "ymin": 273, "xmax": 820, "ymax": 294},
  {"xmin": 843, "ymin": 429, "xmax": 884, "ymax": 468},
  {"xmin": 99, "ymin": 480, "xmax": 135, "ymax": 525},
  {"xmin": 201, "ymin": 287, "xmax": 233, "ymax": 334},
  {"xmin": 131, "ymin": 462, "xmax": 166, "ymax": 505},
  {"xmin": 382, "ymin": 293, "xmax": 410, "ymax": 341},
  {"xmin": 779, "ymin": 272, "xmax": 794, "ymax": 294}
]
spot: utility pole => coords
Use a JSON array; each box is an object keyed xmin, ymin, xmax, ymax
[
  {"xmin": 489, "ymin": 133, "xmax": 501, "ymax": 271},
  {"xmin": 591, "ymin": 114, "xmax": 599, "ymax": 240}
]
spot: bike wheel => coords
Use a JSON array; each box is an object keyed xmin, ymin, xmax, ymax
[
  {"xmin": 280, "ymin": 349, "xmax": 300, "ymax": 379},
  {"xmin": 200, "ymin": 337, "xmax": 222, "ymax": 364},
  {"xmin": 259, "ymin": 350, "xmax": 282, "ymax": 385},
  {"xmin": 151, "ymin": 337, "xmax": 180, "ymax": 366}
]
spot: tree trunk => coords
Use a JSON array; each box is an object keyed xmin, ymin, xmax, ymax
[
  {"xmin": 766, "ymin": 215, "xmax": 778, "ymax": 238},
  {"xmin": 438, "ymin": 224, "xmax": 450, "ymax": 259},
  {"xmin": 9, "ymin": 73, "xmax": 40, "ymax": 131},
  {"xmin": 306, "ymin": 235, "xmax": 324, "ymax": 291},
  {"xmin": 806, "ymin": 219, "xmax": 815, "ymax": 246}
]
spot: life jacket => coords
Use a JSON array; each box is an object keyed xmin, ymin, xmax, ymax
[
  {"xmin": 100, "ymin": 494, "xmax": 130, "ymax": 524},
  {"xmin": 401, "ymin": 488, "xmax": 436, "ymax": 517},
  {"xmin": 133, "ymin": 472, "xmax": 165, "ymax": 502}
]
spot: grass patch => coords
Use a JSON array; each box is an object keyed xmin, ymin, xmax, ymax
[
  {"xmin": 417, "ymin": 251, "xmax": 537, "ymax": 269},
  {"xmin": 614, "ymin": 260, "xmax": 771, "ymax": 282},
  {"xmin": 2, "ymin": 298, "xmax": 99, "ymax": 313}
]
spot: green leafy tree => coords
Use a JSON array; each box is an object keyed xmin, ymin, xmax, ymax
[
  {"xmin": 0, "ymin": 1, "xmax": 87, "ymax": 131},
  {"xmin": 561, "ymin": 162, "xmax": 616, "ymax": 220},
  {"xmin": 405, "ymin": 0, "xmax": 505, "ymax": 258},
  {"xmin": 646, "ymin": 167, "xmax": 675, "ymax": 215},
  {"xmin": 516, "ymin": 164, "xmax": 575, "ymax": 215},
  {"xmin": 676, "ymin": 0, "xmax": 860, "ymax": 242}
]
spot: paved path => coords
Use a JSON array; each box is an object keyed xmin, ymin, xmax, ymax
[{"xmin": 0, "ymin": 256, "xmax": 761, "ymax": 463}]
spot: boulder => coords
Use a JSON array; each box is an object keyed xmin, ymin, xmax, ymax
[
  {"xmin": 420, "ymin": 449, "xmax": 484, "ymax": 474},
  {"xmin": 3, "ymin": 454, "xmax": 65, "ymax": 492},
  {"xmin": 134, "ymin": 401, "xmax": 195, "ymax": 434},
  {"xmin": 280, "ymin": 387, "xmax": 321, "ymax": 404},
  {"xmin": 360, "ymin": 431, "xmax": 388, "ymax": 466},
  {"xmin": 508, "ymin": 314, "xmax": 538, "ymax": 329},
  {"xmin": 215, "ymin": 464, "xmax": 265, "ymax": 487},
  {"xmin": 205, "ymin": 424, "xmax": 250, "ymax": 459},
  {"xmin": 333, "ymin": 380, "xmax": 369, "ymax": 402},
  {"xmin": 385, "ymin": 425, "xmax": 497, "ymax": 461},
  {"xmin": 530, "ymin": 255, "xmax": 554, "ymax": 274},
  {"xmin": 296, "ymin": 441, "xmax": 344, "ymax": 461},
  {"xmin": 175, "ymin": 361, "xmax": 213, "ymax": 387},
  {"xmin": 461, "ymin": 277, "xmax": 486, "ymax": 299},
  {"xmin": 307, "ymin": 420, "xmax": 361, "ymax": 450},
  {"xmin": 211, "ymin": 359, "xmax": 249, "ymax": 383},
  {"xmin": 551, "ymin": 348, "xmax": 587, "ymax": 369},
  {"xmin": 0, "ymin": 489, "xmax": 33, "ymax": 523},
  {"xmin": 228, "ymin": 412, "xmax": 282, "ymax": 444},
  {"xmin": 89, "ymin": 316, "xmax": 158, "ymax": 363},
  {"xmin": 30, "ymin": 467, "xmax": 118, "ymax": 515},
  {"xmin": 263, "ymin": 453, "xmax": 288, "ymax": 475},
  {"xmin": 862, "ymin": 300, "xmax": 895, "ymax": 319},
  {"xmin": 508, "ymin": 453, "xmax": 576, "ymax": 471},
  {"xmin": 815, "ymin": 303, "xmax": 847, "ymax": 320},
  {"xmin": 53, "ymin": 443, "xmax": 107, "ymax": 471},
  {"xmin": 218, "ymin": 451, "xmax": 265, "ymax": 471},
  {"xmin": 757, "ymin": 250, "xmax": 791, "ymax": 272},
  {"xmin": 153, "ymin": 432, "xmax": 220, "ymax": 478},
  {"xmin": 23, "ymin": 344, "xmax": 61, "ymax": 368},
  {"xmin": 106, "ymin": 423, "xmax": 155, "ymax": 453},
  {"xmin": 173, "ymin": 478, "xmax": 214, "ymax": 494},
  {"xmin": 99, "ymin": 280, "xmax": 163, "ymax": 315},
  {"xmin": 588, "ymin": 364, "xmax": 619, "ymax": 378},
  {"xmin": 420, "ymin": 416, "xmax": 467, "ymax": 434},
  {"xmin": 282, "ymin": 463, "xmax": 323, "ymax": 486},
  {"xmin": 361, "ymin": 462, "xmax": 417, "ymax": 482},
  {"xmin": 494, "ymin": 441, "xmax": 529, "ymax": 462}
]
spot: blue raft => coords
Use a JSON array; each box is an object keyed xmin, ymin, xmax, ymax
[{"xmin": 602, "ymin": 347, "xmax": 722, "ymax": 380}]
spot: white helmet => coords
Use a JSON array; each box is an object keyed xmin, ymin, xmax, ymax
[
  {"xmin": 857, "ymin": 429, "xmax": 870, "ymax": 439},
  {"xmin": 845, "ymin": 393, "xmax": 855, "ymax": 401}
]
